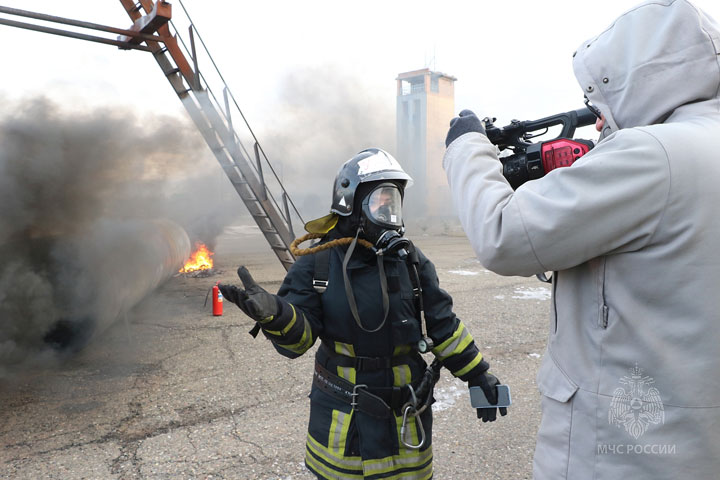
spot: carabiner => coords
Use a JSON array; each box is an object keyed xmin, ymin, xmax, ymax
[{"xmin": 400, "ymin": 403, "xmax": 426, "ymax": 450}]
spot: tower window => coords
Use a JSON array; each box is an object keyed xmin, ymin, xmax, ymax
[{"xmin": 431, "ymin": 76, "xmax": 439, "ymax": 93}]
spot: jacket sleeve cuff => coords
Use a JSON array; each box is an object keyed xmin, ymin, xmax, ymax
[
  {"xmin": 460, "ymin": 358, "xmax": 490, "ymax": 382},
  {"xmin": 258, "ymin": 296, "xmax": 292, "ymax": 328}
]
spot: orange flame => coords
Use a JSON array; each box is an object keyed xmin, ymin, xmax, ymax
[{"xmin": 180, "ymin": 242, "xmax": 214, "ymax": 273}]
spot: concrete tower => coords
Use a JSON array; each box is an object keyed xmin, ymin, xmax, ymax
[{"xmin": 396, "ymin": 68, "xmax": 456, "ymax": 218}]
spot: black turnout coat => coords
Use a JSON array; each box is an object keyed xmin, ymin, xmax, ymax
[{"xmin": 257, "ymin": 233, "xmax": 487, "ymax": 480}]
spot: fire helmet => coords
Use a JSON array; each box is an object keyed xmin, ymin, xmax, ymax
[{"xmin": 330, "ymin": 148, "xmax": 413, "ymax": 216}]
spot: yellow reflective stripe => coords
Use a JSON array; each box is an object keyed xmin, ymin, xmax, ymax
[
  {"xmin": 306, "ymin": 433, "xmax": 432, "ymax": 479},
  {"xmin": 337, "ymin": 366, "xmax": 356, "ymax": 384},
  {"xmin": 305, "ymin": 448, "xmax": 364, "ymax": 480},
  {"xmin": 432, "ymin": 322, "xmax": 474, "ymax": 360},
  {"xmin": 263, "ymin": 304, "xmax": 297, "ymax": 336},
  {"xmin": 362, "ymin": 445, "xmax": 433, "ymax": 476},
  {"xmin": 433, "ymin": 321, "xmax": 465, "ymax": 353},
  {"xmin": 335, "ymin": 341, "xmax": 355, "ymax": 357},
  {"xmin": 452, "ymin": 351, "xmax": 484, "ymax": 378},
  {"xmin": 338, "ymin": 410, "xmax": 353, "ymax": 453},
  {"xmin": 383, "ymin": 462, "xmax": 433, "ymax": 480},
  {"xmin": 393, "ymin": 344, "xmax": 412, "ymax": 355},
  {"xmin": 277, "ymin": 311, "xmax": 314, "ymax": 354},
  {"xmin": 329, "ymin": 409, "xmax": 352, "ymax": 453},
  {"xmin": 452, "ymin": 330, "xmax": 474, "ymax": 356},
  {"xmin": 392, "ymin": 364, "xmax": 411, "ymax": 387},
  {"xmin": 306, "ymin": 433, "xmax": 364, "ymax": 470}
]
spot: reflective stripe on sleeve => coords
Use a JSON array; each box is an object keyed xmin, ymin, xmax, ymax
[
  {"xmin": 263, "ymin": 304, "xmax": 298, "ymax": 337},
  {"xmin": 432, "ymin": 321, "xmax": 473, "ymax": 360},
  {"xmin": 451, "ymin": 351, "xmax": 484, "ymax": 378},
  {"xmin": 273, "ymin": 306, "xmax": 315, "ymax": 355}
]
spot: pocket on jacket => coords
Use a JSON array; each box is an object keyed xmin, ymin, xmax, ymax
[
  {"xmin": 391, "ymin": 317, "xmax": 422, "ymax": 347},
  {"xmin": 533, "ymin": 354, "xmax": 579, "ymax": 480},
  {"xmin": 536, "ymin": 353, "xmax": 579, "ymax": 402}
]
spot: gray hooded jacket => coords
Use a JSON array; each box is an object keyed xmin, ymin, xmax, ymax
[{"xmin": 443, "ymin": 1, "xmax": 720, "ymax": 478}]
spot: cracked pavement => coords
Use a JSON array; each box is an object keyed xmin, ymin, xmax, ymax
[{"xmin": 0, "ymin": 225, "xmax": 547, "ymax": 479}]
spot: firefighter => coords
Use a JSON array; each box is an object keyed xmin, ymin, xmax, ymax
[{"xmin": 220, "ymin": 148, "xmax": 506, "ymax": 479}]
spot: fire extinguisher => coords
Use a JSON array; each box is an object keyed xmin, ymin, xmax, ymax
[{"xmin": 212, "ymin": 283, "xmax": 223, "ymax": 316}]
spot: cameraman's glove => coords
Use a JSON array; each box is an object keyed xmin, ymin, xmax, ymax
[
  {"xmin": 469, "ymin": 372, "xmax": 508, "ymax": 423},
  {"xmin": 219, "ymin": 266, "xmax": 278, "ymax": 322},
  {"xmin": 445, "ymin": 109, "xmax": 486, "ymax": 147}
]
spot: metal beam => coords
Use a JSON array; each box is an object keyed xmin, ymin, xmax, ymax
[
  {"xmin": 116, "ymin": 0, "xmax": 171, "ymax": 45},
  {"xmin": 0, "ymin": 5, "xmax": 164, "ymax": 44},
  {"xmin": 0, "ymin": 16, "xmax": 153, "ymax": 51}
]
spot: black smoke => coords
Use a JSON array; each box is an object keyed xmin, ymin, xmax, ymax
[{"xmin": 0, "ymin": 97, "xmax": 239, "ymax": 377}]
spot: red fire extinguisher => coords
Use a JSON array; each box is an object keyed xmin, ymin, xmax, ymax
[{"xmin": 212, "ymin": 283, "xmax": 223, "ymax": 316}]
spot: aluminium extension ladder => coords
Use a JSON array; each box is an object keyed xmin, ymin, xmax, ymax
[
  {"xmin": 0, "ymin": 1, "xmax": 300, "ymax": 270},
  {"xmin": 117, "ymin": 0, "xmax": 300, "ymax": 271}
]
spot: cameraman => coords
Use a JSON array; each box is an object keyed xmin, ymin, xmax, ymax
[{"xmin": 443, "ymin": 1, "xmax": 720, "ymax": 479}]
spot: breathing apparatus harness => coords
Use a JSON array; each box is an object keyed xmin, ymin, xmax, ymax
[
  {"xmin": 290, "ymin": 231, "xmax": 434, "ymax": 352},
  {"xmin": 291, "ymin": 230, "xmax": 440, "ymax": 449}
]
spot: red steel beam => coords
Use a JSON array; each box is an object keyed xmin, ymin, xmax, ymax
[{"xmin": 118, "ymin": 0, "xmax": 197, "ymax": 91}]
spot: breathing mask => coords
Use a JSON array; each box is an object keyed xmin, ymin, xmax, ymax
[{"xmin": 360, "ymin": 183, "xmax": 410, "ymax": 256}]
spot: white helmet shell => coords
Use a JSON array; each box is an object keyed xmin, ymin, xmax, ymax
[{"xmin": 330, "ymin": 148, "xmax": 413, "ymax": 216}]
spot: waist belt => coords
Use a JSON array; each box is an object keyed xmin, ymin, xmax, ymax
[
  {"xmin": 320, "ymin": 341, "xmax": 420, "ymax": 372},
  {"xmin": 313, "ymin": 361, "xmax": 414, "ymax": 419}
]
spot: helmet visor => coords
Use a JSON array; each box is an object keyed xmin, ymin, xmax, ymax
[{"xmin": 366, "ymin": 185, "xmax": 403, "ymax": 227}]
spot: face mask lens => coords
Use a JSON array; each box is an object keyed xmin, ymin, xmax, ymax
[{"xmin": 367, "ymin": 186, "xmax": 402, "ymax": 227}]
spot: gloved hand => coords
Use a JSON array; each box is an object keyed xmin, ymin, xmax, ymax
[
  {"xmin": 218, "ymin": 266, "xmax": 278, "ymax": 322},
  {"xmin": 445, "ymin": 109, "xmax": 486, "ymax": 147},
  {"xmin": 469, "ymin": 372, "xmax": 508, "ymax": 423}
]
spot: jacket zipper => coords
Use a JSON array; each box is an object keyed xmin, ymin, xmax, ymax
[
  {"xmin": 599, "ymin": 257, "xmax": 609, "ymax": 329},
  {"xmin": 601, "ymin": 305, "xmax": 609, "ymax": 329},
  {"xmin": 552, "ymin": 271, "xmax": 559, "ymax": 333}
]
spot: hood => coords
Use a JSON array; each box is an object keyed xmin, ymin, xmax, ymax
[{"xmin": 573, "ymin": 0, "xmax": 720, "ymax": 132}]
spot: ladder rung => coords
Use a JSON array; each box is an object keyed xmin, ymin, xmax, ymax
[{"xmin": 123, "ymin": 0, "xmax": 297, "ymax": 272}]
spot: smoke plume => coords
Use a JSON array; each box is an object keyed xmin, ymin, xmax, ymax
[
  {"xmin": 0, "ymin": 97, "xmax": 237, "ymax": 377},
  {"xmin": 258, "ymin": 66, "xmax": 396, "ymax": 220}
]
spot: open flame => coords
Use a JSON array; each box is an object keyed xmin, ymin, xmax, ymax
[{"xmin": 180, "ymin": 242, "xmax": 214, "ymax": 273}]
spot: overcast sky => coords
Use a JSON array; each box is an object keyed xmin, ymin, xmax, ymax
[
  {"xmin": 2, "ymin": 1, "xmax": 719, "ymax": 123},
  {"xmin": 1, "ymin": 0, "xmax": 719, "ymax": 221}
]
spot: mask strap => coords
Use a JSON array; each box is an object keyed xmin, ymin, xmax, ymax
[{"xmin": 342, "ymin": 228, "xmax": 390, "ymax": 333}]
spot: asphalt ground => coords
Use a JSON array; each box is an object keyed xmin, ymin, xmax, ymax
[{"xmin": 0, "ymin": 224, "xmax": 548, "ymax": 479}]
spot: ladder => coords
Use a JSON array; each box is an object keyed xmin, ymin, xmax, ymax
[
  {"xmin": 116, "ymin": 0, "xmax": 300, "ymax": 271},
  {"xmin": 0, "ymin": 1, "xmax": 301, "ymax": 271}
]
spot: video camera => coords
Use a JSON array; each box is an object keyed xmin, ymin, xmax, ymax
[{"xmin": 483, "ymin": 108, "xmax": 597, "ymax": 189}]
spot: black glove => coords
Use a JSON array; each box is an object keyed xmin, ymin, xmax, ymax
[
  {"xmin": 218, "ymin": 266, "xmax": 278, "ymax": 322},
  {"xmin": 469, "ymin": 372, "xmax": 508, "ymax": 423},
  {"xmin": 445, "ymin": 109, "xmax": 486, "ymax": 147}
]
